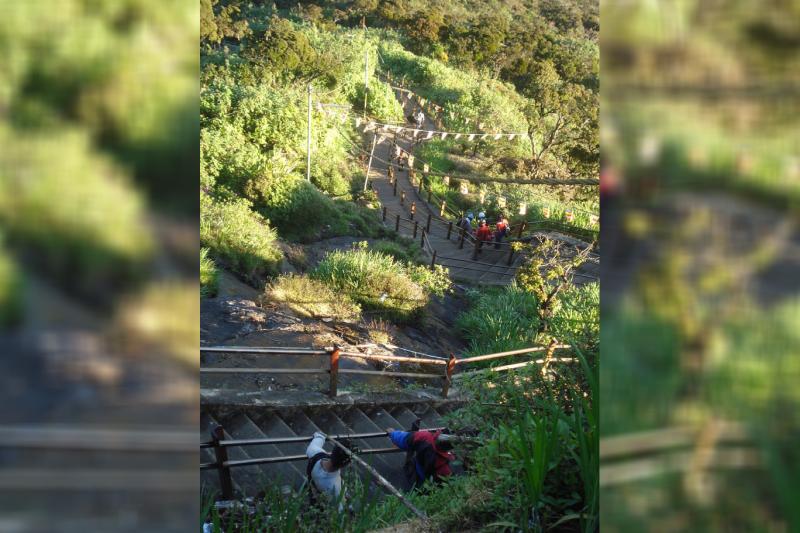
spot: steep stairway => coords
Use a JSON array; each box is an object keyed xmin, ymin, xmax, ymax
[
  {"xmin": 366, "ymin": 89, "xmax": 598, "ymax": 286},
  {"xmin": 200, "ymin": 400, "xmax": 460, "ymax": 499}
]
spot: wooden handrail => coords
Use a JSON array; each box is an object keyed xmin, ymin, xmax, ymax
[
  {"xmin": 456, "ymin": 345, "xmax": 571, "ymax": 365},
  {"xmin": 201, "ymin": 447, "xmax": 404, "ymax": 470},
  {"xmin": 328, "ymin": 437, "xmax": 428, "ymax": 521},
  {"xmin": 200, "ymin": 427, "xmax": 447, "ymax": 449},
  {"xmin": 453, "ymin": 357, "xmax": 577, "ymax": 379},
  {"xmin": 339, "ymin": 369, "xmax": 442, "ymax": 379},
  {"xmin": 200, "ymin": 368, "xmax": 327, "ymax": 374},
  {"xmin": 0, "ymin": 426, "xmax": 196, "ymax": 452},
  {"xmin": 339, "ymin": 351, "xmax": 446, "ymax": 365},
  {"xmin": 201, "ymin": 346, "xmax": 327, "ymax": 355}
]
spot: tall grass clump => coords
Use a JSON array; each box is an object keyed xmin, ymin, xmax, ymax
[
  {"xmin": 456, "ymin": 284, "xmax": 540, "ymax": 356},
  {"xmin": 200, "ymin": 193, "xmax": 282, "ymax": 286},
  {"xmin": 310, "ymin": 245, "xmax": 449, "ymax": 322},
  {"xmin": 265, "ymin": 274, "xmax": 361, "ymax": 320},
  {"xmin": 200, "ymin": 247, "xmax": 219, "ymax": 298}
]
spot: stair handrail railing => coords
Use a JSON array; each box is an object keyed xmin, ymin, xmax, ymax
[{"xmin": 202, "ymin": 341, "xmax": 580, "ymax": 398}]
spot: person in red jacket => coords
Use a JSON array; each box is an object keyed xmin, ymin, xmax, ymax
[
  {"xmin": 476, "ymin": 220, "xmax": 492, "ymax": 242},
  {"xmin": 387, "ymin": 428, "xmax": 454, "ymax": 487}
]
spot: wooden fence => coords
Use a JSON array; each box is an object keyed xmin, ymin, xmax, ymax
[{"xmin": 201, "ymin": 343, "xmax": 575, "ymax": 399}]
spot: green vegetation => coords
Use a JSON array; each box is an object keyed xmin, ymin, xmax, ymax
[
  {"xmin": 200, "ymin": 193, "xmax": 282, "ymax": 286},
  {"xmin": 265, "ymin": 274, "xmax": 361, "ymax": 320},
  {"xmin": 0, "ymin": 127, "xmax": 154, "ymax": 301},
  {"xmin": 200, "ymin": 248, "xmax": 219, "ymax": 298},
  {"xmin": 310, "ymin": 244, "xmax": 450, "ymax": 323},
  {"xmin": 0, "ymin": 243, "xmax": 23, "ymax": 328}
]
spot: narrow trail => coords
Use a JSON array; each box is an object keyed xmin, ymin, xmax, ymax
[{"xmin": 365, "ymin": 88, "xmax": 600, "ymax": 286}]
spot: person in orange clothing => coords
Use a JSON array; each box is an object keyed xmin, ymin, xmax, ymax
[{"xmin": 476, "ymin": 220, "xmax": 492, "ymax": 242}]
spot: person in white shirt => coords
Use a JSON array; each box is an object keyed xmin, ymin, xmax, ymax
[
  {"xmin": 305, "ymin": 432, "xmax": 352, "ymax": 508},
  {"xmin": 414, "ymin": 109, "xmax": 425, "ymax": 129}
]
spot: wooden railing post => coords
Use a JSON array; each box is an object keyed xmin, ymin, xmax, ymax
[
  {"xmin": 426, "ymin": 213, "xmax": 432, "ymax": 233},
  {"xmin": 442, "ymin": 353, "xmax": 456, "ymax": 398},
  {"xmin": 401, "ymin": 190, "xmax": 406, "ymax": 206},
  {"xmin": 459, "ymin": 227, "xmax": 466, "ymax": 249},
  {"xmin": 329, "ymin": 345, "xmax": 340, "ymax": 398},
  {"xmin": 517, "ymin": 221, "xmax": 526, "ymax": 238},
  {"xmin": 418, "ymin": 179, "xmax": 423, "ymax": 195},
  {"xmin": 420, "ymin": 228, "xmax": 426, "ymax": 248},
  {"xmin": 395, "ymin": 214, "xmax": 400, "ymax": 232},
  {"xmin": 410, "ymin": 201, "xmax": 416, "ymax": 219},
  {"xmin": 430, "ymin": 250, "xmax": 437, "ymax": 270},
  {"xmin": 440, "ymin": 200, "xmax": 446, "ymax": 217},
  {"xmin": 212, "ymin": 425, "xmax": 233, "ymax": 500},
  {"xmin": 382, "ymin": 206, "xmax": 387, "ymax": 221},
  {"xmin": 446, "ymin": 221, "xmax": 453, "ymax": 240},
  {"xmin": 427, "ymin": 189, "xmax": 432, "ymax": 204},
  {"xmin": 413, "ymin": 220, "xmax": 419, "ymax": 238},
  {"xmin": 393, "ymin": 179, "xmax": 398, "ymax": 196}
]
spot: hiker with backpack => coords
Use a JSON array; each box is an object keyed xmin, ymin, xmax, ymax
[
  {"xmin": 385, "ymin": 427, "xmax": 455, "ymax": 488},
  {"xmin": 494, "ymin": 214, "xmax": 509, "ymax": 249},
  {"xmin": 476, "ymin": 220, "xmax": 492, "ymax": 243},
  {"xmin": 305, "ymin": 432, "xmax": 352, "ymax": 509}
]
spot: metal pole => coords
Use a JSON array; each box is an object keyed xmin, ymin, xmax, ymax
[
  {"xmin": 364, "ymin": 133, "xmax": 378, "ymax": 192},
  {"xmin": 306, "ymin": 84, "xmax": 312, "ymax": 182}
]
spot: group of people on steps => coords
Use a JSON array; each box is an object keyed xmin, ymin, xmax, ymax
[
  {"xmin": 457, "ymin": 211, "xmax": 510, "ymax": 249},
  {"xmin": 305, "ymin": 426, "xmax": 455, "ymax": 509}
]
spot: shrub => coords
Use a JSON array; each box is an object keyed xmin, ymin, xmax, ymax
[
  {"xmin": 310, "ymin": 246, "xmax": 440, "ymax": 322},
  {"xmin": 352, "ymin": 79, "xmax": 405, "ymax": 122},
  {"xmin": 200, "ymin": 247, "xmax": 219, "ymax": 298},
  {"xmin": 266, "ymin": 274, "xmax": 361, "ymax": 320},
  {"xmin": 372, "ymin": 239, "xmax": 421, "ymax": 264},
  {"xmin": 0, "ymin": 127, "xmax": 153, "ymax": 302},
  {"xmin": 200, "ymin": 193, "xmax": 283, "ymax": 286}
]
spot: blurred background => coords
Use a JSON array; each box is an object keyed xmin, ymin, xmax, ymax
[
  {"xmin": 600, "ymin": 0, "xmax": 799, "ymax": 531},
  {"xmin": 0, "ymin": 1, "xmax": 198, "ymax": 531}
]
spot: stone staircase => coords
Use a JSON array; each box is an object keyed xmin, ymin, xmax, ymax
[
  {"xmin": 366, "ymin": 90, "xmax": 598, "ymax": 286},
  {"xmin": 200, "ymin": 401, "xmax": 461, "ymax": 499}
]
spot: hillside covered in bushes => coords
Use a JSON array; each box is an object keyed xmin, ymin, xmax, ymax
[{"xmin": 201, "ymin": 1, "xmax": 598, "ymax": 531}]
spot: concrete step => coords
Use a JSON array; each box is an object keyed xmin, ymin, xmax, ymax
[
  {"xmin": 416, "ymin": 405, "xmax": 445, "ymax": 429},
  {"xmin": 339, "ymin": 408, "xmax": 408, "ymax": 491},
  {"xmin": 364, "ymin": 407, "xmax": 405, "ymax": 433},
  {"xmin": 389, "ymin": 406, "xmax": 421, "ymax": 430},
  {"xmin": 249, "ymin": 412, "xmax": 307, "ymax": 489},
  {"xmin": 226, "ymin": 413, "xmax": 301, "ymax": 491}
]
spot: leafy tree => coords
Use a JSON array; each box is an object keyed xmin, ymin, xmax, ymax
[
  {"xmin": 515, "ymin": 236, "xmax": 593, "ymax": 333},
  {"xmin": 201, "ymin": 0, "xmax": 250, "ymax": 45}
]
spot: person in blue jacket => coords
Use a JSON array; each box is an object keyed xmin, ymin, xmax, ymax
[{"xmin": 386, "ymin": 427, "xmax": 454, "ymax": 487}]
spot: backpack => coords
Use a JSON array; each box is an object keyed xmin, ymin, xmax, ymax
[{"xmin": 306, "ymin": 452, "xmax": 330, "ymax": 505}]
